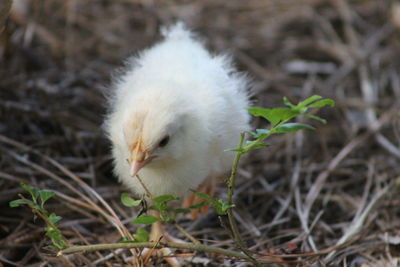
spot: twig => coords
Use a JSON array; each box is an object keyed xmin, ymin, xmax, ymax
[
  {"xmin": 18, "ymin": 194, "xmax": 58, "ymax": 232},
  {"xmin": 17, "ymin": 194, "xmax": 69, "ymax": 248},
  {"xmin": 175, "ymin": 224, "xmax": 199, "ymax": 245},
  {"xmin": 226, "ymin": 132, "xmax": 261, "ymax": 266},
  {"xmin": 375, "ymin": 133, "xmax": 400, "ymax": 159},
  {"xmin": 135, "ymin": 174, "xmax": 153, "ymax": 199},
  {"xmin": 226, "ymin": 133, "xmax": 245, "ymax": 245},
  {"xmin": 59, "ymin": 241, "xmax": 257, "ymax": 263}
]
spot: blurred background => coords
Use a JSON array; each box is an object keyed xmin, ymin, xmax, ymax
[{"xmin": 1, "ymin": 0, "xmax": 399, "ymax": 266}]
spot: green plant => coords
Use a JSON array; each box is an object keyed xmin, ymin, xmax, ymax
[
  {"xmin": 9, "ymin": 184, "xmax": 68, "ymax": 250},
  {"xmin": 244, "ymin": 95, "xmax": 334, "ymax": 153},
  {"xmin": 123, "ymin": 191, "xmax": 234, "ymax": 223},
  {"xmin": 224, "ymin": 95, "xmax": 335, "ymax": 262}
]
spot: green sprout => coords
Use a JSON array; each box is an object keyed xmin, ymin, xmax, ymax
[
  {"xmin": 9, "ymin": 184, "xmax": 68, "ymax": 250},
  {"xmin": 244, "ymin": 95, "xmax": 335, "ymax": 153}
]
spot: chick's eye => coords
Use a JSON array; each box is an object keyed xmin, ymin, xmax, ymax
[{"xmin": 158, "ymin": 135, "xmax": 170, "ymax": 148}]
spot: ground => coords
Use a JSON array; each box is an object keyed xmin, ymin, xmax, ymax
[{"xmin": 1, "ymin": 0, "xmax": 399, "ymax": 266}]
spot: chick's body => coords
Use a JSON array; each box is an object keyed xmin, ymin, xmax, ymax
[{"xmin": 106, "ymin": 24, "xmax": 250, "ymax": 197}]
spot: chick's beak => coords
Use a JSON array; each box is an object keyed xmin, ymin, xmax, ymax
[{"xmin": 129, "ymin": 142, "xmax": 154, "ymax": 177}]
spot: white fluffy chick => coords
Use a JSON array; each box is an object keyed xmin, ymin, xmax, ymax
[{"xmin": 105, "ymin": 23, "xmax": 250, "ymax": 198}]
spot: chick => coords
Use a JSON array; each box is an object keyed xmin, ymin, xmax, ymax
[{"xmin": 105, "ymin": 23, "xmax": 250, "ymax": 199}]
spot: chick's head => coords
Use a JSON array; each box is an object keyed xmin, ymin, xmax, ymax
[{"xmin": 121, "ymin": 88, "xmax": 197, "ymax": 177}]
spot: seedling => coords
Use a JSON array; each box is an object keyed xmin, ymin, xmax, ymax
[
  {"xmin": 244, "ymin": 95, "xmax": 335, "ymax": 153},
  {"xmin": 9, "ymin": 184, "xmax": 68, "ymax": 250}
]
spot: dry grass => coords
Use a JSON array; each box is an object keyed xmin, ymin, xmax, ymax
[{"xmin": 1, "ymin": 0, "xmax": 400, "ymax": 266}]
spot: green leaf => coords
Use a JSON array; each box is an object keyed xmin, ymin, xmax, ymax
[
  {"xmin": 152, "ymin": 195, "xmax": 179, "ymax": 204},
  {"xmin": 150, "ymin": 194, "xmax": 179, "ymax": 212},
  {"xmin": 132, "ymin": 215, "xmax": 159, "ymax": 225},
  {"xmin": 221, "ymin": 202, "xmax": 236, "ymax": 213},
  {"xmin": 9, "ymin": 199, "xmax": 29, "ymax": 208},
  {"xmin": 121, "ymin": 193, "xmax": 142, "ymax": 207},
  {"xmin": 20, "ymin": 183, "xmax": 39, "ymax": 202},
  {"xmin": 48, "ymin": 213, "xmax": 62, "ymax": 225},
  {"xmin": 275, "ymin": 123, "xmax": 315, "ymax": 133},
  {"xmin": 305, "ymin": 114, "xmax": 327, "ymax": 124},
  {"xmin": 45, "ymin": 227, "xmax": 67, "ymax": 250},
  {"xmin": 133, "ymin": 228, "xmax": 149, "ymax": 242},
  {"xmin": 283, "ymin": 97, "xmax": 295, "ymax": 108},
  {"xmin": 191, "ymin": 191, "xmax": 234, "ymax": 215},
  {"xmin": 297, "ymin": 95, "xmax": 322, "ymax": 108},
  {"xmin": 191, "ymin": 190, "xmax": 211, "ymax": 201},
  {"xmin": 246, "ymin": 131, "xmax": 259, "ymax": 138},
  {"xmin": 188, "ymin": 201, "xmax": 207, "ymax": 209},
  {"xmin": 247, "ymin": 129, "xmax": 270, "ymax": 139},
  {"xmin": 210, "ymin": 199, "xmax": 235, "ymax": 215},
  {"xmin": 256, "ymin": 129, "xmax": 270, "ymax": 135},
  {"xmin": 249, "ymin": 143, "xmax": 268, "ymax": 149},
  {"xmin": 243, "ymin": 140, "xmax": 268, "ymax": 152},
  {"xmin": 39, "ymin": 190, "xmax": 55, "ymax": 207},
  {"xmin": 307, "ymin": 98, "xmax": 335, "ymax": 108},
  {"xmin": 228, "ymin": 148, "xmax": 245, "ymax": 153},
  {"xmin": 248, "ymin": 107, "xmax": 299, "ymax": 126}
]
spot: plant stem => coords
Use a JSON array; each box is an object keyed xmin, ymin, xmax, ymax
[
  {"xmin": 174, "ymin": 223, "xmax": 199, "ymax": 245},
  {"xmin": 59, "ymin": 241, "xmax": 257, "ymax": 262},
  {"xmin": 226, "ymin": 133, "xmax": 244, "ymax": 226},
  {"xmin": 243, "ymin": 120, "xmax": 286, "ymax": 153},
  {"xmin": 19, "ymin": 194, "xmax": 68, "ymax": 248},
  {"xmin": 19, "ymin": 194, "xmax": 60, "ymax": 234},
  {"xmin": 136, "ymin": 174, "xmax": 153, "ymax": 198},
  {"xmin": 226, "ymin": 133, "xmax": 261, "ymax": 266}
]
